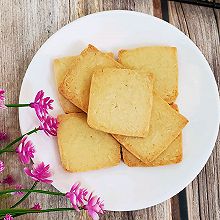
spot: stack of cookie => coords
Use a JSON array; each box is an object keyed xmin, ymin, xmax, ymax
[{"xmin": 54, "ymin": 44, "xmax": 188, "ymax": 172}]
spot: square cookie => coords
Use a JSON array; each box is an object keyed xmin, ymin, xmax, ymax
[
  {"xmin": 88, "ymin": 68, "xmax": 154, "ymax": 137},
  {"xmin": 57, "ymin": 113, "xmax": 121, "ymax": 172},
  {"xmin": 118, "ymin": 46, "xmax": 178, "ymax": 103}
]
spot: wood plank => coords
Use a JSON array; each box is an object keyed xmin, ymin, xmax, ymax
[
  {"xmin": 171, "ymin": 193, "xmax": 181, "ymax": 220},
  {"xmin": 169, "ymin": 2, "xmax": 220, "ymax": 220},
  {"xmin": 153, "ymin": 0, "xmax": 162, "ymax": 19},
  {"xmin": 169, "ymin": 0, "xmax": 220, "ymax": 9}
]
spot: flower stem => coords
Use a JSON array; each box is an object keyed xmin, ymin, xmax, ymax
[
  {"xmin": 10, "ymin": 181, "xmax": 38, "ymax": 208},
  {"xmin": 0, "ymin": 207, "xmax": 80, "ymax": 217},
  {"xmin": 0, "ymin": 127, "xmax": 39, "ymax": 154},
  {"xmin": 0, "ymin": 189, "xmax": 65, "ymax": 196},
  {"xmin": 5, "ymin": 104, "xmax": 30, "ymax": 107},
  {"xmin": 0, "ymin": 149, "xmax": 14, "ymax": 153}
]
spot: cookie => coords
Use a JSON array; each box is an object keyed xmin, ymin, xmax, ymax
[
  {"xmin": 57, "ymin": 113, "xmax": 121, "ymax": 172},
  {"xmin": 53, "ymin": 57, "xmax": 82, "ymax": 113},
  {"xmin": 118, "ymin": 46, "xmax": 178, "ymax": 103},
  {"xmin": 88, "ymin": 68, "xmax": 153, "ymax": 137}
]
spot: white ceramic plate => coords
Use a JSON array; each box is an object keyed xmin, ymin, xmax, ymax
[{"xmin": 19, "ymin": 10, "xmax": 220, "ymax": 211}]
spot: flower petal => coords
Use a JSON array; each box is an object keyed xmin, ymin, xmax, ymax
[
  {"xmin": 0, "ymin": 131, "xmax": 8, "ymax": 141},
  {"xmin": 0, "ymin": 89, "xmax": 6, "ymax": 109},
  {"xmin": 31, "ymin": 203, "xmax": 42, "ymax": 210},
  {"xmin": 16, "ymin": 136, "xmax": 35, "ymax": 164},
  {"xmin": 4, "ymin": 214, "xmax": 13, "ymax": 220},
  {"xmin": 24, "ymin": 162, "xmax": 53, "ymax": 184},
  {"xmin": 31, "ymin": 90, "xmax": 54, "ymax": 122},
  {"xmin": 0, "ymin": 160, "xmax": 5, "ymax": 173}
]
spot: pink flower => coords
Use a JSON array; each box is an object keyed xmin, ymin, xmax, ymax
[
  {"xmin": 39, "ymin": 115, "xmax": 58, "ymax": 136},
  {"xmin": 0, "ymin": 89, "xmax": 6, "ymax": 109},
  {"xmin": 24, "ymin": 162, "xmax": 53, "ymax": 184},
  {"xmin": 0, "ymin": 131, "xmax": 8, "ymax": 141},
  {"xmin": 1, "ymin": 175, "xmax": 16, "ymax": 185},
  {"xmin": 31, "ymin": 203, "xmax": 42, "ymax": 210},
  {"xmin": 16, "ymin": 135, "xmax": 35, "ymax": 164},
  {"xmin": 84, "ymin": 193, "xmax": 104, "ymax": 220},
  {"xmin": 66, "ymin": 183, "xmax": 88, "ymax": 211},
  {"xmin": 4, "ymin": 214, "xmax": 13, "ymax": 220},
  {"xmin": 30, "ymin": 90, "xmax": 54, "ymax": 121},
  {"xmin": 11, "ymin": 184, "xmax": 24, "ymax": 196},
  {"xmin": 0, "ymin": 160, "xmax": 5, "ymax": 173}
]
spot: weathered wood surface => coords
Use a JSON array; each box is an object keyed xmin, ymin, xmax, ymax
[
  {"xmin": 169, "ymin": 2, "xmax": 220, "ymax": 220},
  {"xmin": 0, "ymin": 0, "xmax": 219, "ymax": 219}
]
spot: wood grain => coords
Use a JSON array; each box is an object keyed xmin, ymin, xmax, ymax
[
  {"xmin": 0, "ymin": 0, "xmax": 219, "ymax": 219},
  {"xmin": 169, "ymin": 2, "xmax": 220, "ymax": 220},
  {"xmin": 153, "ymin": 0, "xmax": 162, "ymax": 19}
]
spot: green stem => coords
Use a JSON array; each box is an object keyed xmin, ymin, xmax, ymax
[
  {"xmin": 0, "ymin": 189, "xmax": 65, "ymax": 196},
  {"xmin": 10, "ymin": 181, "xmax": 38, "ymax": 208},
  {"xmin": 0, "ymin": 149, "xmax": 14, "ymax": 153},
  {"xmin": 5, "ymin": 104, "xmax": 30, "ymax": 107},
  {"xmin": 0, "ymin": 207, "xmax": 81, "ymax": 217},
  {"xmin": 0, "ymin": 127, "xmax": 39, "ymax": 154}
]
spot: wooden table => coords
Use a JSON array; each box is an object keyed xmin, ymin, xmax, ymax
[{"xmin": 0, "ymin": 0, "xmax": 219, "ymax": 219}]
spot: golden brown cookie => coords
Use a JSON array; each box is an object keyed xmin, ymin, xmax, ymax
[
  {"xmin": 118, "ymin": 46, "xmax": 178, "ymax": 103},
  {"xmin": 88, "ymin": 68, "xmax": 153, "ymax": 137},
  {"xmin": 57, "ymin": 113, "xmax": 121, "ymax": 172}
]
